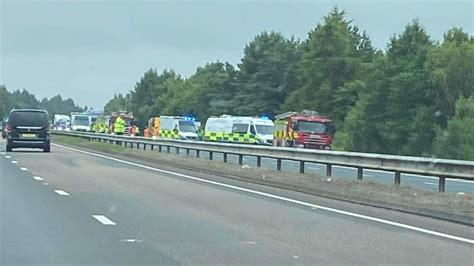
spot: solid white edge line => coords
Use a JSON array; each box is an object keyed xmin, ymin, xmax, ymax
[
  {"xmin": 52, "ymin": 143, "xmax": 474, "ymax": 245},
  {"xmin": 20, "ymin": 167, "xmax": 28, "ymax": 171},
  {"xmin": 32, "ymin": 176, "xmax": 44, "ymax": 181},
  {"xmin": 92, "ymin": 215, "xmax": 116, "ymax": 225},
  {"xmin": 54, "ymin": 190, "xmax": 70, "ymax": 196},
  {"xmin": 344, "ymin": 167, "xmax": 474, "ymax": 184}
]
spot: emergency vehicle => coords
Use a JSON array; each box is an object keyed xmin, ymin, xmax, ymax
[
  {"xmin": 109, "ymin": 112, "xmax": 135, "ymax": 135},
  {"xmin": 274, "ymin": 110, "xmax": 334, "ymax": 149},
  {"xmin": 204, "ymin": 115, "xmax": 274, "ymax": 145},
  {"xmin": 70, "ymin": 113, "xmax": 91, "ymax": 131},
  {"xmin": 148, "ymin": 116, "xmax": 199, "ymax": 140},
  {"xmin": 53, "ymin": 114, "xmax": 70, "ymax": 131}
]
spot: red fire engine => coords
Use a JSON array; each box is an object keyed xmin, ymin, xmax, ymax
[{"xmin": 274, "ymin": 110, "xmax": 334, "ymax": 149}]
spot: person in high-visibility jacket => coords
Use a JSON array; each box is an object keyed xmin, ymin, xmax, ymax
[
  {"xmin": 90, "ymin": 123, "xmax": 97, "ymax": 132},
  {"xmin": 144, "ymin": 127, "xmax": 150, "ymax": 138},
  {"xmin": 98, "ymin": 124, "xmax": 106, "ymax": 133},
  {"xmin": 114, "ymin": 116, "xmax": 125, "ymax": 135}
]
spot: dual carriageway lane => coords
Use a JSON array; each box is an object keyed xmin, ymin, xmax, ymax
[{"xmin": 0, "ymin": 139, "xmax": 473, "ymax": 264}]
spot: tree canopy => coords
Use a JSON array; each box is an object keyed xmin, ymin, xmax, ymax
[
  {"xmin": 43, "ymin": 8, "xmax": 474, "ymax": 160},
  {"xmin": 0, "ymin": 86, "xmax": 82, "ymax": 120}
]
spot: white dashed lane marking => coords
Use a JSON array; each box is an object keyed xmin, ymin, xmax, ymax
[
  {"xmin": 11, "ymin": 160, "xmax": 18, "ymax": 164},
  {"xmin": 5, "ymin": 155, "xmax": 11, "ymax": 159},
  {"xmin": 20, "ymin": 167, "xmax": 28, "ymax": 171},
  {"xmin": 55, "ymin": 143, "xmax": 474, "ymax": 245},
  {"xmin": 32, "ymin": 176, "xmax": 44, "ymax": 181},
  {"xmin": 92, "ymin": 215, "xmax": 116, "ymax": 225},
  {"xmin": 54, "ymin": 190, "xmax": 70, "ymax": 196}
]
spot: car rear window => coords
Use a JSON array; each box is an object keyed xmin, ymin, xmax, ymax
[{"xmin": 10, "ymin": 111, "xmax": 49, "ymax": 127}]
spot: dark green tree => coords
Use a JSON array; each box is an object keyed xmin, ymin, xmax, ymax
[
  {"xmin": 334, "ymin": 20, "xmax": 436, "ymax": 155},
  {"xmin": 232, "ymin": 31, "xmax": 301, "ymax": 116},
  {"xmin": 284, "ymin": 8, "xmax": 375, "ymax": 127},
  {"xmin": 432, "ymin": 97, "xmax": 474, "ymax": 160},
  {"xmin": 104, "ymin": 93, "xmax": 127, "ymax": 114}
]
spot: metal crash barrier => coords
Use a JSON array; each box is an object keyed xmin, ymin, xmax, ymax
[{"xmin": 53, "ymin": 131, "xmax": 474, "ymax": 192}]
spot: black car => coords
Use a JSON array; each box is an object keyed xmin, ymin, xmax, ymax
[{"xmin": 5, "ymin": 109, "xmax": 51, "ymax": 152}]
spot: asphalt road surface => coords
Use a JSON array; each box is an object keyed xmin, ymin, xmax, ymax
[{"xmin": 1, "ymin": 139, "xmax": 473, "ymax": 265}]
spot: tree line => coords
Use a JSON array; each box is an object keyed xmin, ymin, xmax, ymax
[
  {"xmin": 0, "ymin": 85, "xmax": 83, "ymax": 120},
  {"xmin": 106, "ymin": 9, "xmax": 474, "ymax": 160}
]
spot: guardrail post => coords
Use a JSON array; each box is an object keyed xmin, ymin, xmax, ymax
[
  {"xmin": 196, "ymin": 150, "xmax": 200, "ymax": 158},
  {"xmin": 130, "ymin": 142, "xmax": 134, "ymax": 149},
  {"xmin": 223, "ymin": 153, "xmax": 227, "ymax": 162},
  {"xmin": 357, "ymin": 167, "xmax": 363, "ymax": 180},
  {"xmin": 151, "ymin": 145, "xmax": 154, "ymax": 151},
  {"xmin": 438, "ymin": 176, "xmax": 446, "ymax": 192},
  {"xmin": 124, "ymin": 142, "xmax": 127, "ymax": 148},
  {"xmin": 176, "ymin": 147, "xmax": 179, "ymax": 154},
  {"xmin": 209, "ymin": 151, "xmax": 213, "ymax": 160},
  {"xmin": 394, "ymin": 171, "xmax": 401, "ymax": 186},
  {"xmin": 299, "ymin": 161, "xmax": 305, "ymax": 174},
  {"xmin": 143, "ymin": 143, "xmax": 146, "ymax": 150},
  {"xmin": 158, "ymin": 145, "xmax": 162, "ymax": 152},
  {"xmin": 136, "ymin": 143, "xmax": 140, "ymax": 149},
  {"xmin": 166, "ymin": 146, "xmax": 170, "ymax": 153},
  {"xmin": 238, "ymin": 154, "xmax": 243, "ymax": 165},
  {"xmin": 277, "ymin": 158, "xmax": 282, "ymax": 171},
  {"xmin": 326, "ymin": 164, "xmax": 332, "ymax": 177},
  {"xmin": 186, "ymin": 148, "xmax": 190, "ymax": 156},
  {"xmin": 256, "ymin": 156, "xmax": 261, "ymax": 167}
]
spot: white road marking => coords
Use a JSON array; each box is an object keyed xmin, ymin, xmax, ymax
[
  {"xmin": 32, "ymin": 176, "xmax": 44, "ymax": 181},
  {"xmin": 338, "ymin": 166, "xmax": 474, "ymax": 184},
  {"xmin": 11, "ymin": 160, "xmax": 18, "ymax": 164},
  {"xmin": 120, "ymin": 239, "xmax": 143, "ymax": 243},
  {"xmin": 293, "ymin": 255, "xmax": 299, "ymax": 258},
  {"xmin": 20, "ymin": 167, "xmax": 28, "ymax": 171},
  {"xmin": 404, "ymin": 174, "xmax": 474, "ymax": 184},
  {"xmin": 42, "ymin": 182, "xmax": 48, "ymax": 185},
  {"xmin": 92, "ymin": 215, "xmax": 116, "ymax": 225},
  {"xmin": 54, "ymin": 190, "xmax": 70, "ymax": 196},
  {"xmin": 245, "ymin": 241, "xmax": 256, "ymax": 245},
  {"xmin": 5, "ymin": 155, "xmax": 10, "ymax": 159},
  {"xmin": 53, "ymin": 143, "xmax": 474, "ymax": 245}
]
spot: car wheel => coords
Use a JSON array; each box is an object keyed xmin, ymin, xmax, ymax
[{"xmin": 43, "ymin": 145, "xmax": 51, "ymax": 153}]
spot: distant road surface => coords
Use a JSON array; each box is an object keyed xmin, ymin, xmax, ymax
[{"xmin": 1, "ymin": 139, "xmax": 473, "ymax": 265}]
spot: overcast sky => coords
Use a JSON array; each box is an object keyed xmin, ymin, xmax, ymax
[{"xmin": 1, "ymin": 0, "xmax": 472, "ymax": 109}]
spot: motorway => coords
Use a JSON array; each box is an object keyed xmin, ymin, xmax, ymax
[
  {"xmin": 1, "ymin": 139, "xmax": 473, "ymax": 264},
  {"xmin": 170, "ymin": 148, "xmax": 474, "ymax": 195}
]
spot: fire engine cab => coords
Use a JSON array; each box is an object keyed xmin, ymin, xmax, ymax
[{"xmin": 274, "ymin": 110, "xmax": 334, "ymax": 149}]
